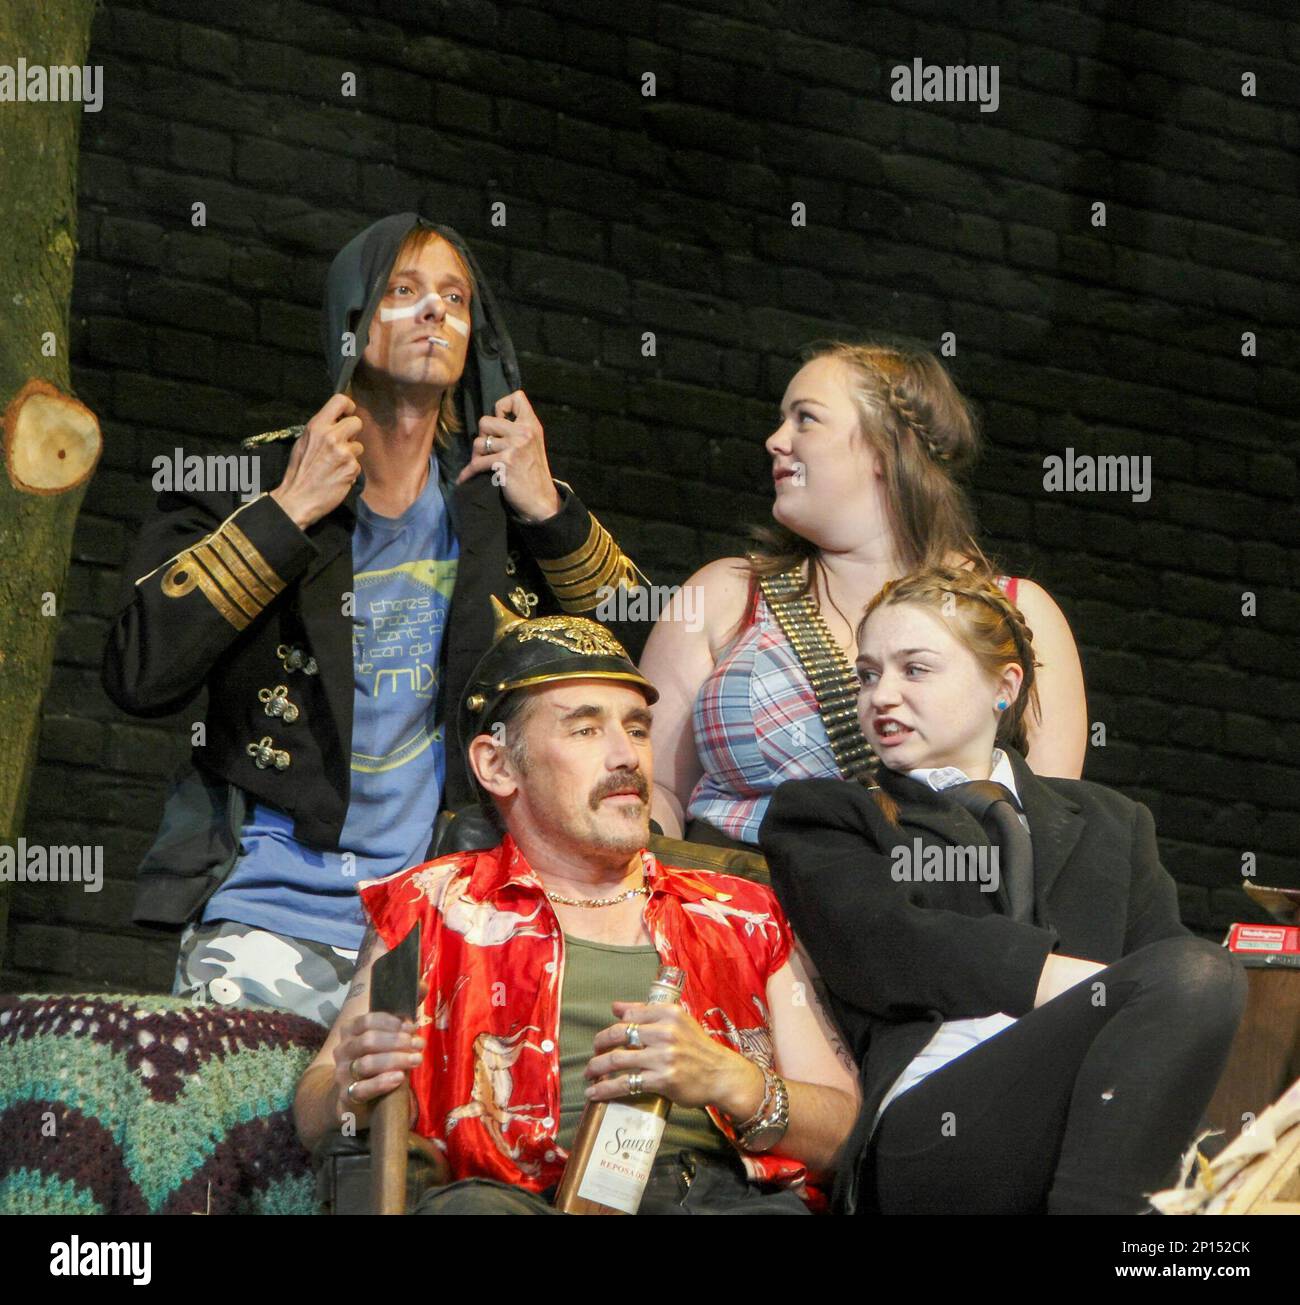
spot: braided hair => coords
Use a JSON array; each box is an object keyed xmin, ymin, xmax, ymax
[
  {"xmin": 859, "ymin": 565, "xmax": 1042, "ymax": 751},
  {"xmin": 749, "ymin": 339, "xmax": 992, "ymax": 595},
  {"xmin": 855, "ymin": 565, "xmax": 1045, "ymax": 823}
]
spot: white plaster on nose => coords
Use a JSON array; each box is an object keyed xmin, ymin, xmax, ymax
[
  {"xmin": 380, "ymin": 291, "xmax": 470, "ymax": 336},
  {"xmin": 380, "ymin": 291, "xmax": 442, "ymax": 322}
]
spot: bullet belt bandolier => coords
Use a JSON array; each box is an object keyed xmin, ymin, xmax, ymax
[{"xmin": 757, "ymin": 565, "xmax": 878, "ymax": 784}]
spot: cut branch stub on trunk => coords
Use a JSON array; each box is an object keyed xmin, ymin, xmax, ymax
[{"xmin": 3, "ymin": 378, "xmax": 101, "ymax": 495}]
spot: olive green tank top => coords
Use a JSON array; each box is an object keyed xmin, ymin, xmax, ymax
[{"xmin": 556, "ymin": 934, "xmax": 731, "ymax": 1159}]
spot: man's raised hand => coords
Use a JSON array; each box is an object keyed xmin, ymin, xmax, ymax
[
  {"xmin": 270, "ymin": 393, "xmax": 365, "ymax": 531},
  {"xmin": 457, "ymin": 389, "xmax": 562, "ymax": 523}
]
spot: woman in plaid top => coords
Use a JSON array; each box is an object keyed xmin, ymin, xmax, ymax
[{"xmin": 639, "ymin": 341, "xmax": 1088, "ymax": 848}]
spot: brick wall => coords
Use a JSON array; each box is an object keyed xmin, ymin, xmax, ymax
[{"xmin": 5, "ymin": 0, "xmax": 1297, "ymax": 994}]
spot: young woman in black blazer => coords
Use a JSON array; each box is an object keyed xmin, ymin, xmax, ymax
[{"xmin": 759, "ymin": 566, "xmax": 1246, "ymax": 1215}]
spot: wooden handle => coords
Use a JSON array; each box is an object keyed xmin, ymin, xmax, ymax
[
  {"xmin": 367, "ymin": 922, "xmax": 423, "ymax": 1214},
  {"xmin": 369, "ymin": 1087, "xmax": 409, "ymax": 1215}
]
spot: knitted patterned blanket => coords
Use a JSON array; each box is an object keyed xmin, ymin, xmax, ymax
[{"xmin": 0, "ymin": 993, "xmax": 327, "ymax": 1215}]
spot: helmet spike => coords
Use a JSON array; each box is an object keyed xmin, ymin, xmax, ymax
[{"xmin": 490, "ymin": 593, "xmax": 526, "ymax": 642}]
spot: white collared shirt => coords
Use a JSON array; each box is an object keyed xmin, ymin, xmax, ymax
[
  {"xmin": 906, "ymin": 747, "xmax": 1030, "ymax": 832},
  {"xmin": 873, "ymin": 749, "xmax": 1025, "ymax": 1127}
]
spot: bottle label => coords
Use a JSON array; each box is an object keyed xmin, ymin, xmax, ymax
[{"xmin": 575, "ymin": 1103, "xmax": 666, "ymax": 1214}]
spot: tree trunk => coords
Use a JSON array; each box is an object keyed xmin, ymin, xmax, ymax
[{"xmin": 0, "ymin": 1, "xmax": 102, "ymax": 963}]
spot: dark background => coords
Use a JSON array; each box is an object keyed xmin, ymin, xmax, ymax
[{"xmin": 5, "ymin": 0, "xmax": 1297, "ymax": 995}]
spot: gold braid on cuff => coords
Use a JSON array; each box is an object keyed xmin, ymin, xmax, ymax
[
  {"xmin": 159, "ymin": 505, "xmax": 286, "ymax": 631},
  {"xmin": 536, "ymin": 513, "xmax": 646, "ymax": 614}
]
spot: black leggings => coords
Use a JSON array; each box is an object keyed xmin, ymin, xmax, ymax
[{"xmin": 865, "ymin": 936, "xmax": 1247, "ymax": 1215}]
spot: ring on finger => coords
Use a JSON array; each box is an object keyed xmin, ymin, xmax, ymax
[
  {"xmin": 483, "ymin": 435, "xmax": 494, "ymax": 453},
  {"xmin": 627, "ymin": 1071, "xmax": 643, "ymax": 1096},
  {"xmin": 624, "ymin": 1023, "xmax": 643, "ymax": 1050},
  {"xmin": 349, "ymin": 1057, "xmax": 362, "ymax": 1077},
  {"xmin": 345, "ymin": 1080, "xmax": 360, "ymax": 1103}
]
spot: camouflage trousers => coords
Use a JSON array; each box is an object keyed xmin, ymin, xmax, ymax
[{"xmin": 172, "ymin": 918, "xmax": 359, "ymax": 1027}]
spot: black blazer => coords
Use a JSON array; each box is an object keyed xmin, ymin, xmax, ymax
[{"xmin": 758, "ymin": 747, "xmax": 1190, "ymax": 1214}]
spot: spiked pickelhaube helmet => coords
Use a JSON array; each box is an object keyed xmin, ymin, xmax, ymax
[{"xmin": 459, "ymin": 597, "xmax": 658, "ymax": 768}]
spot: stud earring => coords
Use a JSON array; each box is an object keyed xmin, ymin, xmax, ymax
[{"xmin": 996, "ymin": 699, "xmax": 1008, "ymax": 711}]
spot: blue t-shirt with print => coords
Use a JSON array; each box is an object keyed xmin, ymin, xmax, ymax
[{"xmin": 203, "ymin": 455, "xmax": 458, "ymax": 949}]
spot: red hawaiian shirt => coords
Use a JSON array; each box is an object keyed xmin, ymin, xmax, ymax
[{"xmin": 358, "ymin": 835, "xmax": 813, "ymax": 1199}]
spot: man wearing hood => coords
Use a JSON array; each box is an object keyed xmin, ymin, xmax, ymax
[{"xmin": 103, "ymin": 213, "xmax": 649, "ymax": 1025}]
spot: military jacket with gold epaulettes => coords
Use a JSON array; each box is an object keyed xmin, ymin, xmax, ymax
[{"xmin": 102, "ymin": 424, "xmax": 650, "ymax": 928}]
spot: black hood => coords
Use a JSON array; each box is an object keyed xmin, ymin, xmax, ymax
[{"xmin": 322, "ymin": 212, "xmax": 521, "ymax": 461}]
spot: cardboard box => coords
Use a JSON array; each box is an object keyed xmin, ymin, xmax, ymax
[{"xmin": 1226, "ymin": 923, "xmax": 1300, "ymax": 968}]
